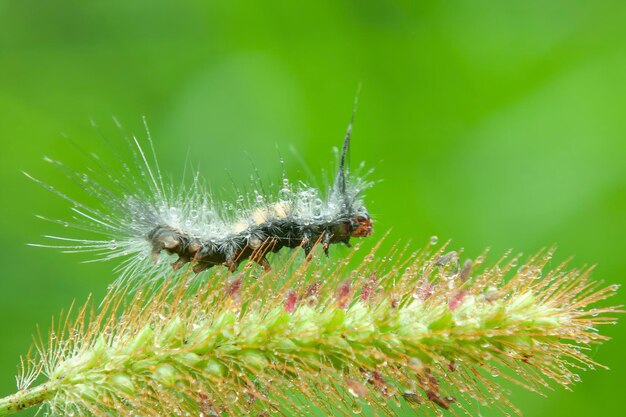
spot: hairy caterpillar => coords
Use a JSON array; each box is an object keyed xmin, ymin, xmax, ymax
[{"xmin": 27, "ymin": 117, "xmax": 373, "ymax": 281}]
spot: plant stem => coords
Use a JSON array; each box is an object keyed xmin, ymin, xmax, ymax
[{"xmin": 0, "ymin": 383, "xmax": 52, "ymax": 416}]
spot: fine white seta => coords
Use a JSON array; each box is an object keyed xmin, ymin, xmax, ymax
[{"xmin": 26, "ymin": 115, "xmax": 374, "ymax": 284}]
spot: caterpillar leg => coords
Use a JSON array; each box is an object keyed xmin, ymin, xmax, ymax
[
  {"xmin": 171, "ymin": 256, "xmax": 191, "ymax": 271},
  {"xmin": 226, "ymin": 260, "xmax": 239, "ymax": 273},
  {"xmin": 256, "ymin": 256, "xmax": 271, "ymax": 272},
  {"xmin": 322, "ymin": 231, "xmax": 331, "ymax": 257},
  {"xmin": 302, "ymin": 237, "xmax": 314, "ymax": 261}
]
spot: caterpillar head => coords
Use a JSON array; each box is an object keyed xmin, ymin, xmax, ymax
[{"xmin": 350, "ymin": 213, "xmax": 373, "ymax": 238}]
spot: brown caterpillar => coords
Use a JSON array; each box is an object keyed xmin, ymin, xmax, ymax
[
  {"xmin": 28, "ymin": 115, "xmax": 373, "ymax": 282},
  {"xmin": 146, "ymin": 129, "xmax": 372, "ymax": 273}
]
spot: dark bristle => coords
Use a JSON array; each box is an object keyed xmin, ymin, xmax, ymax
[{"xmin": 334, "ymin": 92, "xmax": 359, "ymax": 196}]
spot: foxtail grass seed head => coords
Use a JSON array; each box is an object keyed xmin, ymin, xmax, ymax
[{"xmin": 0, "ymin": 240, "xmax": 620, "ymax": 416}]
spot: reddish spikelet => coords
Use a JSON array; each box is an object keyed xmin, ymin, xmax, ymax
[
  {"xmin": 304, "ymin": 280, "xmax": 322, "ymax": 305},
  {"xmin": 418, "ymin": 281, "xmax": 434, "ymax": 300},
  {"xmin": 459, "ymin": 259, "xmax": 472, "ymax": 282},
  {"xmin": 360, "ymin": 274, "xmax": 377, "ymax": 302},
  {"xmin": 448, "ymin": 290, "xmax": 466, "ymax": 310},
  {"xmin": 225, "ymin": 274, "xmax": 243, "ymax": 298},
  {"xmin": 336, "ymin": 279, "xmax": 352, "ymax": 309},
  {"xmin": 427, "ymin": 390, "xmax": 454, "ymax": 410},
  {"xmin": 368, "ymin": 371, "xmax": 395, "ymax": 398},
  {"xmin": 420, "ymin": 372, "xmax": 455, "ymax": 410},
  {"xmin": 345, "ymin": 379, "xmax": 368, "ymax": 398},
  {"xmin": 284, "ymin": 289, "xmax": 297, "ymax": 313}
]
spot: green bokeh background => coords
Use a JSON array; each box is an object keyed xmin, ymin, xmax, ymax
[{"xmin": 1, "ymin": 1, "xmax": 625, "ymax": 416}]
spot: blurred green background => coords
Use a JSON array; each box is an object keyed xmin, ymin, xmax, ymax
[{"xmin": 1, "ymin": 1, "xmax": 625, "ymax": 416}]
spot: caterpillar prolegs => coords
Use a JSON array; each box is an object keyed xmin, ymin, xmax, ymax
[{"xmin": 28, "ymin": 116, "xmax": 373, "ymax": 280}]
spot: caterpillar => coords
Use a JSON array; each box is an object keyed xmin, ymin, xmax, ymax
[{"xmin": 27, "ymin": 116, "xmax": 373, "ymax": 281}]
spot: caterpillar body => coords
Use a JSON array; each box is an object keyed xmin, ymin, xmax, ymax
[{"xmin": 28, "ymin": 117, "xmax": 373, "ymax": 281}]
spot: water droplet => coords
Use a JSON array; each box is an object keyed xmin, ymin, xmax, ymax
[{"xmin": 429, "ymin": 235, "xmax": 439, "ymax": 245}]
